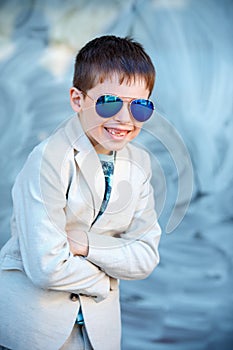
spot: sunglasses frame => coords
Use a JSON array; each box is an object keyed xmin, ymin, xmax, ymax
[{"xmin": 81, "ymin": 91, "xmax": 155, "ymax": 122}]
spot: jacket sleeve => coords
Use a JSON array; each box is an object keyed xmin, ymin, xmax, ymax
[
  {"xmin": 86, "ymin": 152, "xmax": 161, "ymax": 280},
  {"xmin": 12, "ymin": 141, "xmax": 110, "ymax": 301}
]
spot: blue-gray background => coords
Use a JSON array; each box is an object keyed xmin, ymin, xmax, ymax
[{"xmin": 0, "ymin": 0, "xmax": 233, "ymax": 349}]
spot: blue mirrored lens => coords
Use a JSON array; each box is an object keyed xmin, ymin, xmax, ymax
[
  {"xmin": 96, "ymin": 95, "xmax": 123, "ymax": 118},
  {"xmin": 130, "ymin": 99, "xmax": 154, "ymax": 122}
]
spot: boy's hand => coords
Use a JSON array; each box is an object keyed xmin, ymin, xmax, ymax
[{"xmin": 67, "ymin": 230, "xmax": 89, "ymax": 257}]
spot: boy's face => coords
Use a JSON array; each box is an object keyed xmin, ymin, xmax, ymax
[{"xmin": 70, "ymin": 75, "xmax": 150, "ymax": 154}]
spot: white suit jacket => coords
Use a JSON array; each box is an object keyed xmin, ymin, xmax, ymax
[{"xmin": 0, "ymin": 116, "xmax": 161, "ymax": 350}]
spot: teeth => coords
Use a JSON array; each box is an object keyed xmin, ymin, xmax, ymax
[{"xmin": 107, "ymin": 128, "xmax": 127, "ymax": 136}]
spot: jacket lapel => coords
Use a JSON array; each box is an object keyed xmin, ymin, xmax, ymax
[
  {"xmin": 75, "ymin": 149, "xmax": 105, "ymax": 221},
  {"xmin": 64, "ymin": 116, "xmax": 105, "ymax": 222}
]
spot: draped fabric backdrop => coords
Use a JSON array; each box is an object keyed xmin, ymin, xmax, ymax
[{"xmin": 0, "ymin": 0, "xmax": 232, "ymax": 349}]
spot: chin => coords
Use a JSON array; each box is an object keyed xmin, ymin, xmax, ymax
[{"xmin": 107, "ymin": 141, "xmax": 128, "ymax": 152}]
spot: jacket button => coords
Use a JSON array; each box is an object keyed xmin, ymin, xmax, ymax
[{"xmin": 70, "ymin": 293, "xmax": 79, "ymax": 301}]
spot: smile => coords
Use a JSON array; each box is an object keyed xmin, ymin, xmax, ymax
[{"xmin": 104, "ymin": 127, "xmax": 130, "ymax": 138}]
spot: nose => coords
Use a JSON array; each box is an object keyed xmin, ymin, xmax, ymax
[{"xmin": 113, "ymin": 102, "xmax": 132, "ymax": 123}]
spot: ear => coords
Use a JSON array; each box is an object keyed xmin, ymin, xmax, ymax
[{"xmin": 70, "ymin": 87, "xmax": 83, "ymax": 112}]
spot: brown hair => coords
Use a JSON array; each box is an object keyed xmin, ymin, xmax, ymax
[{"xmin": 72, "ymin": 35, "xmax": 155, "ymax": 96}]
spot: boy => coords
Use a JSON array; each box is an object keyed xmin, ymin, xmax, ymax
[{"xmin": 0, "ymin": 35, "xmax": 161, "ymax": 350}]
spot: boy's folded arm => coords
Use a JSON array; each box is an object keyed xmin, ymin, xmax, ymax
[
  {"xmin": 11, "ymin": 151, "xmax": 110, "ymax": 300},
  {"xmin": 86, "ymin": 219, "xmax": 161, "ymax": 281},
  {"xmin": 86, "ymin": 182, "xmax": 161, "ymax": 280}
]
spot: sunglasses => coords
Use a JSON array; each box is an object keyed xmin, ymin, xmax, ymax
[{"xmin": 82, "ymin": 92, "xmax": 155, "ymax": 122}]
